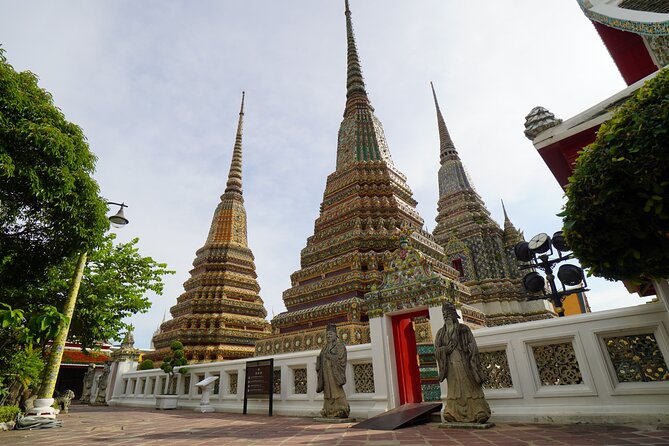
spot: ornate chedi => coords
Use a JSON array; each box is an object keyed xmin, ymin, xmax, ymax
[
  {"xmin": 430, "ymin": 83, "xmax": 555, "ymax": 325},
  {"xmin": 149, "ymin": 93, "xmax": 271, "ymax": 363},
  {"xmin": 256, "ymin": 1, "xmax": 458, "ymax": 356}
]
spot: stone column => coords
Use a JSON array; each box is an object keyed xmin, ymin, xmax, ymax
[{"xmin": 368, "ymin": 314, "xmax": 396, "ymax": 412}]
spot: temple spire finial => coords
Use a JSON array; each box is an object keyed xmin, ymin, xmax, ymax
[
  {"xmin": 501, "ymin": 199, "xmax": 510, "ymax": 222},
  {"xmin": 344, "ymin": 0, "xmax": 373, "ymax": 117},
  {"xmin": 501, "ymin": 199, "xmax": 523, "ymax": 246},
  {"xmin": 430, "ymin": 82, "xmax": 458, "ymax": 163},
  {"xmin": 225, "ymin": 91, "xmax": 245, "ymax": 195}
]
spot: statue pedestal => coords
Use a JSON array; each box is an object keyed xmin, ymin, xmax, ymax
[
  {"xmin": 195, "ymin": 403, "xmax": 215, "ymax": 413},
  {"xmin": 313, "ymin": 417, "xmax": 355, "ymax": 423},
  {"xmin": 439, "ymin": 421, "xmax": 495, "ymax": 429},
  {"xmin": 25, "ymin": 398, "xmax": 57, "ymax": 419}
]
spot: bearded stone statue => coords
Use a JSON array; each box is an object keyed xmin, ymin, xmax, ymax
[
  {"xmin": 434, "ymin": 301, "xmax": 490, "ymax": 424},
  {"xmin": 316, "ymin": 324, "xmax": 350, "ymax": 419}
]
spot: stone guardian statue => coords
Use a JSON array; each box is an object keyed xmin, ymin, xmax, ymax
[
  {"xmin": 94, "ymin": 361, "xmax": 111, "ymax": 405},
  {"xmin": 316, "ymin": 324, "xmax": 350, "ymax": 419},
  {"xmin": 434, "ymin": 301, "xmax": 491, "ymax": 424},
  {"xmin": 80, "ymin": 363, "xmax": 96, "ymax": 403}
]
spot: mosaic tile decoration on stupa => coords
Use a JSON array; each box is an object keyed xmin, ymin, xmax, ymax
[
  {"xmin": 430, "ymin": 82, "xmax": 556, "ymax": 324},
  {"xmin": 365, "ymin": 227, "xmax": 475, "ymax": 321},
  {"xmin": 147, "ymin": 93, "xmax": 271, "ymax": 364},
  {"xmin": 260, "ymin": 0, "xmax": 462, "ymax": 353}
]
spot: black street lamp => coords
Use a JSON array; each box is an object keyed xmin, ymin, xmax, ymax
[{"xmin": 514, "ymin": 231, "xmax": 588, "ymax": 317}]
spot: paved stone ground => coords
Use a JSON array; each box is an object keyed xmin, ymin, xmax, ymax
[{"xmin": 3, "ymin": 405, "xmax": 669, "ymax": 445}]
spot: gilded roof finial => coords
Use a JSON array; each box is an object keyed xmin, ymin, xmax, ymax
[
  {"xmin": 344, "ymin": 0, "xmax": 373, "ymax": 117},
  {"xmin": 430, "ymin": 81, "xmax": 457, "ymax": 163},
  {"xmin": 225, "ymin": 91, "xmax": 245, "ymax": 195}
]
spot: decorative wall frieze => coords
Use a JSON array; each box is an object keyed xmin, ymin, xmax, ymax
[{"xmin": 255, "ymin": 323, "xmax": 370, "ymax": 355}]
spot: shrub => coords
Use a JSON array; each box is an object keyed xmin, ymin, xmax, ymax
[
  {"xmin": 562, "ymin": 68, "xmax": 669, "ymax": 283},
  {"xmin": 0, "ymin": 405, "xmax": 20, "ymax": 422},
  {"xmin": 160, "ymin": 341, "xmax": 188, "ymax": 394},
  {"xmin": 138, "ymin": 359, "xmax": 154, "ymax": 370}
]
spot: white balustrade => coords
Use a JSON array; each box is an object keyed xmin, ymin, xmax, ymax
[{"xmin": 110, "ymin": 302, "xmax": 669, "ymax": 423}]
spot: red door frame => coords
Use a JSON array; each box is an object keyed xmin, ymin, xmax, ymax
[{"xmin": 391, "ymin": 309, "xmax": 429, "ymax": 405}]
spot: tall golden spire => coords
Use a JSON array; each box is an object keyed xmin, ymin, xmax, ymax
[
  {"xmin": 225, "ymin": 91, "xmax": 245, "ymax": 195},
  {"xmin": 344, "ymin": 0, "xmax": 373, "ymax": 117},
  {"xmin": 148, "ymin": 90, "xmax": 270, "ymax": 363}
]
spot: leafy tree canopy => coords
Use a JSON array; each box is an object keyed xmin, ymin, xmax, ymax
[
  {"xmin": 562, "ymin": 68, "xmax": 669, "ymax": 283},
  {"xmin": 21, "ymin": 233, "xmax": 175, "ymax": 349},
  {"xmin": 0, "ymin": 48, "xmax": 109, "ymax": 298}
]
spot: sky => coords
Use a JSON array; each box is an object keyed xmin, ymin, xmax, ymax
[{"xmin": 1, "ymin": 0, "xmax": 654, "ymax": 349}]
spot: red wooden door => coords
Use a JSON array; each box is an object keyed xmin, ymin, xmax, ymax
[{"xmin": 391, "ymin": 310, "xmax": 428, "ymax": 404}]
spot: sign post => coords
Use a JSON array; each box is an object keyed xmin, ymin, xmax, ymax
[
  {"xmin": 243, "ymin": 358, "xmax": 274, "ymax": 416},
  {"xmin": 194, "ymin": 376, "xmax": 219, "ymax": 413}
]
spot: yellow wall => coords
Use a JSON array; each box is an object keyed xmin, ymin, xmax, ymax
[{"xmin": 556, "ymin": 292, "xmax": 590, "ymax": 316}]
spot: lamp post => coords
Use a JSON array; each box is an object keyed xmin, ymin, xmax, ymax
[
  {"xmin": 31, "ymin": 202, "xmax": 128, "ymax": 418},
  {"xmin": 514, "ymin": 231, "xmax": 588, "ymax": 317}
]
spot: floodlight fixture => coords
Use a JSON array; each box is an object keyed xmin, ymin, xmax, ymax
[
  {"xmin": 514, "ymin": 241, "xmax": 533, "ymax": 262},
  {"xmin": 557, "ymin": 264, "xmax": 585, "ymax": 287},
  {"xmin": 514, "ymin": 230, "xmax": 588, "ymax": 317},
  {"xmin": 551, "ymin": 231, "xmax": 569, "ymax": 253},
  {"xmin": 522, "ymin": 271, "xmax": 546, "ymax": 293}
]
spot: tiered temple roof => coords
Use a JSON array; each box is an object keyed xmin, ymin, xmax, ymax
[
  {"xmin": 257, "ymin": 1, "xmax": 458, "ymax": 356},
  {"xmin": 149, "ymin": 93, "xmax": 270, "ymax": 362},
  {"xmin": 430, "ymin": 83, "xmax": 555, "ymax": 325}
]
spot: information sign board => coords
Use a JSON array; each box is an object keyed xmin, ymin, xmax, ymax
[{"xmin": 243, "ymin": 358, "xmax": 273, "ymax": 416}]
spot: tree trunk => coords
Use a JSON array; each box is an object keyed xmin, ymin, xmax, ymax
[{"xmin": 38, "ymin": 251, "xmax": 88, "ymax": 399}]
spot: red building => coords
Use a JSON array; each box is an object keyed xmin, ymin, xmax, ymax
[{"xmin": 54, "ymin": 342, "xmax": 111, "ymax": 398}]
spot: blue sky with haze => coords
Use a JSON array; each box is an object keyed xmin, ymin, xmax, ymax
[{"xmin": 1, "ymin": 0, "xmax": 651, "ymax": 349}]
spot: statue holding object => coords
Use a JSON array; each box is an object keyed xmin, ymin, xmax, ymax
[
  {"xmin": 316, "ymin": 324, "xmax": 350, "ymax": 419},
  {"xmin": 434, "ymin": 301, "xmax": 491, "ymax": 424}
]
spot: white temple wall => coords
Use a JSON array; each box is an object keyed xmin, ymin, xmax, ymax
[
  {"xmin": 111, "ymin": 302, "xmax": 669, "ymax": 424},
  {"xmin": 109, "ymin": 343, "xmax": 386, "ymax": 419},
  {"xmin": 475, "ymin": 301, "xmax": 669, "ymax": 424}
]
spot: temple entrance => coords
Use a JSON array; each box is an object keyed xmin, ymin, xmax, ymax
[
  {"xmin": 391, "ymin": 310, "xmax": 428, "ymax": 404},
  {"xmin": 365, "ymin": 229, "xmax": 465, "ymax": 414}
]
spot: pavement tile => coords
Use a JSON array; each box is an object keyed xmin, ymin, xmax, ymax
[{"xmin": 2, "ymin": 406, "xmax": 669, "ymax": 446}]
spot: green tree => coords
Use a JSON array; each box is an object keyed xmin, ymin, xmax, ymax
[
  {"xmin": 0, "ymin": 234, "xmax": 174, "ymax": 403},
  {"xmin": 161, "ymin": 341, "xmax": 188, "ymax": 394},
  {"xmin": 0, "ymin": 47, "xmax": 109, "ymax": 401},
  {"xmin": 0, "ymin": 48, "xmax": 109, "ymax": 300},
  {"xmin": 562, "ymin": 68, "xmax": 669, "ymax": 283},
  {"xmin": 27, "ymin": 234, "xmax": 174, "ymax": 349},
  {"xmin": 0, "ymin": 49, "xmax": 174, "ymax": 401},
  {"xmin": 0, "ymin": 303, "xmax": 65, "ymax": 405}
]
